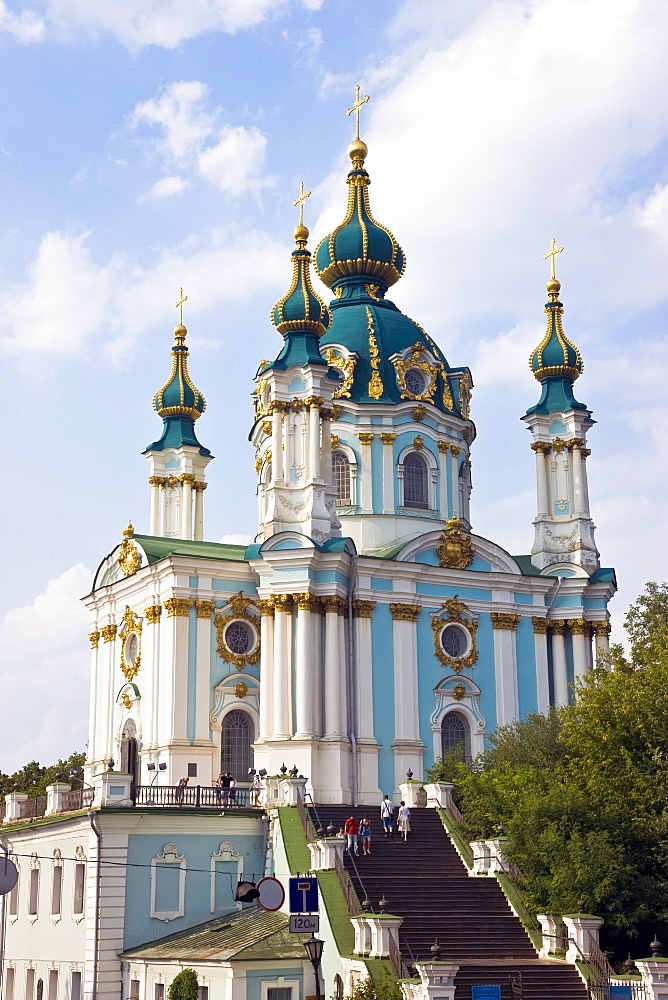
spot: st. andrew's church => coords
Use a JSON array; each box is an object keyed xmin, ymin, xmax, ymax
[{"xmin": 1, "ymin": 100, "xmax": 616, "ymax": 1000}]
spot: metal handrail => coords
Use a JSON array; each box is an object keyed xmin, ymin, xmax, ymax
[
  {"xmin": 18, "ymin": 796, "xmax": 47, "ymax": 819},
  {"xmin": 587, "ymin": 931, "xmax": 616, "ymax": 985},
  {"xmin": 333, "ymin": 850, "xmax": 361, "ymax": 916},
  {"xmin": 388, "ymin": 930, "xmax": 409, "ymax": 979},
  {"xmin": 133, "ymin": 785, "xmax": 253, "ymax": 808},
  {"xmin": 296, "ymin": 789, "xmax": 318, "ymax": 843}
]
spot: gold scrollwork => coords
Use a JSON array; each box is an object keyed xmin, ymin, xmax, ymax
[
  {"xmin": 442, "ymin": 378, "xmax": 454, "ymax": 411},
  {"xmin": 365, "ymin": 284, "xmax": 380, "ymax": 301},
  {"xmin": 164, "ymin": 598, "xmax": 193, "ymax": 617},
  {"xmin": 531, "ymin": 616, "xmax": 549, "ymax": 634},
  {"xmin": 331, "ymin": 403, "xmax": 342, "ymax": 420},
  {"xmin": 453, "ymin": 683, "xmax": 466, "ymax": 701},
  {"xmin": 457, "ymin": 372, "xmax": 472, "ymax": 419},
  {"xmin": 325, "ymin": 348, "xmax": 356, "ymax": 399},
  {"xmin": 214, "ymin": 591, "xmax": 260, "ymax": 670},
  {"xmin": 195, "ymin": 600, "xmax": 216, "ymax": 619},
  {"xmin": 366, "ymin": 307, "xmax": 384, "ymax": 400},
  {"xmin": 321, "ymin": 595, "xmax": 347, "ymax": 615},
  {"xmin": 119, "ymin": 605, "xmax": 143, "ymax": 681},
  {"xmin": 431, "ymin": 596, "xmax": 478, "ymax": 672},
  {"xmin": 435, "ymin": 514, "xmax": 474, "ymax": 570},
  {"xmin": 411, "ymin": 405, "xmax": 427, "ymax": 421},
  {"xmin": 413, "ymin": 435, "xmax": 424, "ymax": 450},
  {"xmin": 389, "ymin": 603, "xmax": 421, "ymax": 622},
  {"xmin": 235, "ymin": 681, "xmax": 248, "ymax": 699},
  {"xmin": 393, "ymin": 343, "xmax": 439, "ymax": 401},
  {"xmin": 100, "ymin": 624, "xmax": 117, "ymax": 643},
  {"xmin": 380, "ymin": 432, "xmax": 396, "ymax": 445},
  {"xmin": 261, "ymin": 420, "xmax": 272, "ymax": 436},
  {"xmin": 118, "ymin": 523, "xmax": 141, "ymax": 577},
  {"xmin": 358, "ymin": 432, "xmax": 375, "ymax": 445},
  {"xmin": 89, "ymin": 631, "xmax": 100, "ymax": 649},
  {"xmin": 491, "ymin": 613, "xmax": 521, "ymax": 631},
  {"xmin": 144, "ymin": 605, "xmax": 162, "ymax": 624}
]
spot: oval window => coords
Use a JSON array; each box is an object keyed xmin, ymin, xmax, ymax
[
  {"xmin": 124, "ymin": 632, "xmax": 139, "ymax": 665},
  {"xmin": 440, "ymin": 624, "xmax": 469, "ymax": 659},
  {"xmin": 224, "ymin": 620, "xmax": 255, "ymax": 656},
  {"xmin": 405, "ymin": 368, "xmax": 426, "ymax": 396}
]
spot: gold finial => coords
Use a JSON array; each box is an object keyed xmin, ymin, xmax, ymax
[
  {"xmin": 347, "ymin": 84, "xmax": 369, "ymax": 140},
  {"xmin": 175, "ymin": 287, "xmax": 188, "ymax": 325},
  {"xmin": 542, "ymin": 239, "xmax": 564, "ymax": 281},
  {"xmin": 293, "ymin": 181, "xmax": 311, "ymax": 243},
  {"xmin": 123, "ymin": 521, "xmax": 134, "ymax": 538}
]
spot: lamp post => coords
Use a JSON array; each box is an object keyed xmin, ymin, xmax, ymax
[{"xmin": 304, "ymin": 935, "xmax": 324, "ymax": 1000}]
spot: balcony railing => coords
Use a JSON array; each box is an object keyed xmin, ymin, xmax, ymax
[
  {"xmin": 61, "ymin": 787, "xmax": 95, "ymax": 812},
  {"xmin": 132, "ymin": 785, "xmax": 258, "ymax": 809}
]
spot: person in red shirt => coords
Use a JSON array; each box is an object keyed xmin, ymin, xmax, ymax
[{"xmin": 344, "ymin": 815, "xmax": 359, "ymax": 855}]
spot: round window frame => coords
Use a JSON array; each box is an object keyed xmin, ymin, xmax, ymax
[
  {"xmin": 222, "ymin": 618, "xmax": 258, "ymax": 658},
  {"xmin": 439, "ymin": 622, "xmax": 471, "ymax": 661},
  {"xmin": 405, "ymin": 367, "xmax": 426, "ymax": 397},
  {"xmin": 124, "ymin": 631, "xmax": 139, "ymax": 666}
]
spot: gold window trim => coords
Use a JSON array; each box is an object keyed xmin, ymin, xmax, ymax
[
  {"xmin": 215, "ymin": 592, "xmax": 261, "ymax": 670},
  {"xmin": 119, "ymin": 605, "xmax": 143, "ymax": 681},
  {"xmin": 393, "ymin": 344, "xmax": 440, "ymax": 401},
  {"xmin": 431, "ymin": 596, "xmax": 478, "ymax": 673}
]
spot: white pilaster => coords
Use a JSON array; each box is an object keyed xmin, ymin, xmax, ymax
[
  {"xmin": 532, "ymin": 618, "xmax": 550, "ymax": 715},
  {"xmin": 258, "ymin": 601, "xmax": 275, "ymax": 740},
  {"xmin": 272, "ymin": 596, "xmax": 292, "ymax": 739},
  {"xmin": 294, "ymin": 595, "xmax": 317, "ymax": 738},
  {"xmin": 308, "ymin": 402, "xmax": 321, "ymax": 480},
  {"xmin": 323, "ymin": 597, "xmax": 345, "ymax": 738},
  {"xmin": 491, "ymin": 615, "xmax": 520, "ymax": 726},
  {"xmin": 194, "ymin": 602, "xmax": 215, "ymax": 752},
  {"xmin": 382, "ymin": 434, "xmax": 396, "ymax": 513},
  {"xmin": 550, "ymin": 621, "xmax": 569, "ymax": 706},
  {"xmin": 391, "ymin": 604, "xmax": 424, "ymax": 787},
  {"xmin": 194, "ymin": 483, "xmax": 205, "ymax": 540},
  {"xmin": 592, "ymin": 621, "xmax": 611, "ymax": 664},
  {"xmin": 358, "ymin": 433, "xmax": 374, "ymax": 513},
  {"xmin": 180, "ymin": 476, "xmax": 194, "ymax": 539},
  {"xmin": 149, "ymin": 480, "xmax": 161, "ymax": 534},
  {"xmin": 570, "ymin": 619, "xmax": 590, "ymax": 682},
  {"xmin": 271, "ymin": 407, "xmax": 284, "ymax": 482}
]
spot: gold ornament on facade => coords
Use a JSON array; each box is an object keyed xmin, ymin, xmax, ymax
[
  {"xmin": 331, "ymin": 434, "xmax": 339, "ymax": 449},
  {"xmin": 437, "ymin": 441, "xmax": 450, "ymax": 454},
  {"xmin": 121, "ymin": 693, "xmax": 133, "ymax": 710},
  {"xmin": 119, "ymin": 606, "xmax": 143, "ymax": 681},
  {"xmin": 195, "ymin": 600, "xmax": 216, "ymax": 620},
  {"xmin": 366, "ymin": 308, "xmax": 385, "ymax": 400},
  {"xmin": 144, "ymin": 605, "xmax": 162, "ymax": 624},
  {"xmin": 305, "ymin": 395, "xmax": 325, "ymax": 409},
  {"xmin": 352, "ymin": 599, "xmax": 377, "ymax": 618},
  {"xmin": 257, "ymin": 598, "xmax": 275, "ymax": 617},
  {"xmin": 261, "ymin": 420, "xmax": 272, "ymax": 436},
  {"xmin": 88, "ymin": 630, "xmax": 100, "ymax": 649},
  {"xmin": 380, "ymin": 432, "xmax": 396, "ymax": 445},
  {"xmin": 273, "ymin": 593, "xmax": 294, "ymax": 611},
  {"xmin": 389, "ymin": 603, "xmax": 421, "ymax": 622},
  {"xmin": 358, "ymin": 432, "xmax": 375, "ymax": 445},
  {"xmin": 490, "ymin": 613, "xmax": 521, "ymax": 631},
  {"xmin": 393, "ymin": 344, "xmax": 439, "ymax": 402},
  {"xmin": 431, "ymin": 596, "xmax": 478, "ymax": 672},
  {"xmin": 442, "ymin": 379, "xmax": 454, "ymax": 411},
  {"xmin": 567, "ymin": 438, "xmax": 586, "ymax": 451},
  {"xmin": 452, "ymin": 683, "xmax": 466, "ymax": 701},
  {"xmin": 552, "ymin": 437, "xmax": 566, "ymax": 453},
  {"xmin": 531, "ymin": 616, "xmax": 549, "ymax": 634},
  {"xmin": 569, "ymin": 618, "xmax": 589, "ymax": 635},
  {"xmin": 530, "ymin": 441, "xmax": 551, "ymax": 454},
  {"xmin": 581, "ymin": 448, "xmax": 591, "ymax": 458},
  {"xmin": 101, "ymin": 624, "xmax": 117, "ymax": 643},
  {"xmin": 235, "ymin": 681, "xmax": 249, "ymax": 699},
  {"xmin": 413, "ymin": 435, "xmax": 425, "ymax": 450},
  {"xmin": 148, "ymin": 475, "xmax": 168, "ymax": 487},
  {"xmin": 591, "ymin": 621, "xmax": 611, "ymax": 637},
  {"xmin": 457, "ymin": 373, "xmax": 472, "ymax": 419},
  {"xmin": 255, "ymin": 454, "xmax": 263, "ymax": 473},
  {"xmin": 118, "ymin": 522, "xmax": 141, "ymax": 577},
  {"xmin": 549, "ymin": 619, "xmax": 566, "ymax": 636},
  {"xmin": 435, "ymin": 514, "xmax": 474, "ymax": 570},
  {"xmin": 333, "ymin": 286, "xmax": 344, "ymax": 298},
  {"xmin": 293, "ymin": 592, "xmax": 321, "ymax": 613},
  {"xmin": 164, "ymin": 598, "xmax": 193, "ymax": 618},
  {"xmin": 365, "ymin": 283, "xmax": 380, "ymax": 301},
  {"xmin": 325, "ymin": 348, "xmax": 356, "ymax": 399},
  {"xmin": 214, "ymin": 592, "xmax": 260, "ymax": 669},
  {"xmin": 321, "ymin": 594, "xmax": 347, "ymax": 615},
  {"xmin": 411, "ymin": 405, "xmax": 427, "ymax": 421}
]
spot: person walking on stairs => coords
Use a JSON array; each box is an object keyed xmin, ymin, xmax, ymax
[
  {"xmin": 359, "ymin": 815, "xmax": 371, "ymax": 855},
  {"xmin": 398, "ymin": 800, "xmax": 411, "ymax": 841},
  {"xmin": 380, "ymin": 794, "xmax": 394, "ymax": 839},
  {"xmin": 344, "ymin": 814, "xmax": 359, "ymax": 855}
]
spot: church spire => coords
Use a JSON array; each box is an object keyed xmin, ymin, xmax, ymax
[
  {"xmin": 143, "ymin": 292, "xmax": 213, "ymax": 540},
  {"xmin": 522, "ymin": 246, "xmax": 599, "ymax": 575}
]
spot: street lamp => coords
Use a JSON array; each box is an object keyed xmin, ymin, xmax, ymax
[{"xmin": 304, "ymin": 935, "xmax": 324, "ymax": 1000}]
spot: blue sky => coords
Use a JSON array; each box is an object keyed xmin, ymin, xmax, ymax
[{"xmin": 1, "ymin": 0, "xmax": 667, "ymax": 770}]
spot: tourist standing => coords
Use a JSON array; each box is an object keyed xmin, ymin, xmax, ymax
[
  {"xmin": 380, "ymin": 795, "xmax": 394, "ymax": 838},
  {"xmin": 359, "ymin": 815, "xmax": 371, "ymax": 855},
  {"xmin": 398, "ymin": 800, "xmax": 411, "ymax": 841},
  {"xmin": 344, "ymin": 814, "xmax": 359, "ymax": 855}
]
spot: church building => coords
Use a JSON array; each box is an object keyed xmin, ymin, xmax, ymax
[{"xmin": 0, "ymin": 98, "xmax": 616, "ymax": 1000}]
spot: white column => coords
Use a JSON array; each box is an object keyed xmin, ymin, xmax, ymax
[
  {"xmin": 140, "ymin": 604, "xmax": 161, "ymax": 762},
  {"xmin": 323, "ymin": 597, "xmax": 345, "ymax": 738},
  {"xmin": 592, "ymin": 621, "xmax": 610, "ymax": 664},
  {"xmin": 258, "ymin": 601, "xmax": 275, "ymax": 740},
  {"xmin": 98, "ymin": 622, "xmax": 118, "ymax": 768},
  {"xmin": 357, "ymin": 433, "xmax": 374, "ymax": 513},
  {"xmin": 271, "ymin": 405, "xmax": 284, "ymax": 481},
  {"xmin": 321, "ymin": 409, "xmax": 332, "ymax": 483},
  {"xmin": 294, "ymin": 594, "xmax": 317, "ymax": 738},
  {"xmin": 532, "ymin": 618, "xmax": 550, "ymax": 715},
  {"xmin": 438, "ymin": 443, "xmax": 449, "ymax": 517},
  {"xmin": 149, "ymin": 478, "xmax": 162, "ymax": 534},
  {"xmin": 162, "ymin": 600, "xmax": 192, "ymax": 767},
  {"xmin": 308, "ymin": 402, "xmax": 321, "ymax": 480},
  {"xmin": 570, "ymin": 619, "xmax": 590, "ymax": 682},
  {"xmin": 338, "ymin": 610, "xmax": 348, "ymax": 736},
  {"xmin": 570, "ymin": 444, "xmax": 585, "ymax": 514},
  {"xmin": 194, "ymin": 484, "xmax": 205, "ymax": 541},
  {"xmin": 194, "ymin": 602, "xmax": 215, "ymax": 745},
  {"xmin": 86, "ymin": 629, "xmax": 101, "ymax": 775},
  {"xmin": 391, "ymin": 607, "xmax": 421, "ymax": 742},
  {"xmin": 381, "ymin": 433, "xmax": 396, "ymax": 513},
  {"xmin": 550, "ymin": 620, "xmax": 569, "ymax": 706},
  {"xmin": 272, "ymin": 595, "xmax": 291, "ymax": 739},
  {"xmin": 532, "ymin": 443, "xmax": 550, "ymax": 515},
  {"xmin": 180, "ymin": 476, "xmax": 194, "ymax": 539},
  {"xmin": 491, "ymin": 615, "xmax": 520, "ymax": 726},
  {"xmin": 354, "ymin": 602, "xmax": 376, "ymax": 739}
]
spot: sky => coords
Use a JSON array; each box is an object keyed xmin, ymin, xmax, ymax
[{"xmin": 0, "ymin": 0, "xmax": 667, "ymax": 772}]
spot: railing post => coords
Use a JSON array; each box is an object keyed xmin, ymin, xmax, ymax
[{"xmin": 196, "ymin": 784, "xmax": 201, "ymax": 808}]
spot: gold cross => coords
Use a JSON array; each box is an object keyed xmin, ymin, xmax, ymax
[
  {"xmin": 293, "ymin": 181, "xmax": 311, "ymax": 228},
  {"xmin": 346, "ymin": 84, "xmax": 370, "ymax": 140},
  {"xmin": 542, "ymin": 239, "xmax": 564, "ymax": 280},
  {"xmin": 175, "ymin": 287, "xmax": 188, "ymax": 325}
]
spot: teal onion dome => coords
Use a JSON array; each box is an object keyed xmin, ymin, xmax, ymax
[
  {"xmin": 315, "ymin": 140, "xmax": 405, "ymax": 291},
  {"xmin": 271, "ymin": 225, "xmax": 330, "ymax": 338},
  {"xmin": 153, "ymin": 324, "xmax": 206, "ymax": 421},
  {"xmin": 530, "ymin": 279, "xmax": 584, "ymax": 381}
]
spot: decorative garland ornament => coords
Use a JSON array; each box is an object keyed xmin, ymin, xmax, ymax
[
  {"xmin": 431, "ymin": 596, "xmax": 478, "ymax": 673},
  {"xmin": 118, "ymin": 522, "xmax": 141, "ymax": 577},
  {"xmin": 215, "ymin": 591, "xmax": 260, "ymax": 670},
  {"xmin": 119, "ymin": 605, "xmax": 143, "ymax": 681},
  {"xmin": 436, "ymin": 514, "xmax": 474, "ymax": 570}
]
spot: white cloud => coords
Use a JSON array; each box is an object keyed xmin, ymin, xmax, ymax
[
  {"xmin": 0, "ymin": 226, "xmax": 287, "ymax": 361},
  {"xmin": 143, "ymin": 175, "xmax": 189, "ymax": 199},
  {"xmin": 637, "ymin": 183, "xmax": 668, "ymax": 241},
  {"xmin": 131, "ymin": 81, "xmax": 274, "ymax": 197},
  {"xmin": 0, "ymin": 565, "xmax": 92, "ymax": 772},
  {"xmin": 218, "ymin": 533, "xmax": 253, "ymax": 545},
  {"xmin": 43, "ymin": 0, "xmax": 321, "ymax": 49},
  {"xmin": 0, "ymin": 1, "xmax": 45, "ymax": 42}
]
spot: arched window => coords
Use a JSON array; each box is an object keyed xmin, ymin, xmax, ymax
[
  {"xmin": 120, "ymin": 719, "xmax": 139, "ymax": 789},
  {"xmin": 332, "ymin": 451, "xmax": 352, "ymax": 505},
  {"xmin": 403, "ymin": 452, "xmax": 428, "ymax": 509},
  {"xmin": 441, "ymin": 711, "xmax": 471, "ymax": 763},
  {"xmin": 221, "ymin": 710, "xmax": 254, "ymax": 781}
]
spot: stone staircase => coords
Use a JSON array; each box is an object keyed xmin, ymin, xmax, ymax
[{"xmin": 309, "ymin": 805, "xmax": 588, "ymax": 1000}]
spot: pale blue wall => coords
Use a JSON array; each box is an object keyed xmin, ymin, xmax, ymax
[
  {"xmin": 516, "ymin": 616, "xmax": 538, "ymax": 717},
  {"xmin": 246, "ymin": 968, "xmax": 304, "ymax": 1000},
  {"xmin": 371, "ymin": 602, "xmax": 395, "ymax": 796}
]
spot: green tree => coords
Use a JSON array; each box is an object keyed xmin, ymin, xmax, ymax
[
  {"xmin": 349, "ymin": 968, "xmax": 402, "ymax": 1000},
  {"xmin": 167, "ymin": 969, "xmax": 199, "ymax": 1000},
  {"xmin": 0, "ymin": 751, "xmax": 87, "ymax": 798}
]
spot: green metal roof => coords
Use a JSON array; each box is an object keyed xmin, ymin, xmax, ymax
[
  {"xmin": 122, "ymin": 907, "xmax": 311, "ymax": 962},
  {"xmin": 133, "ymin": 535, "xmax": 249, "ymax": 564}
]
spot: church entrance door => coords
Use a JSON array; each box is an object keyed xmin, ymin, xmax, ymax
[{"xmin": 120, "ymin": 719, "xmax": 139, "ymax": 794}]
